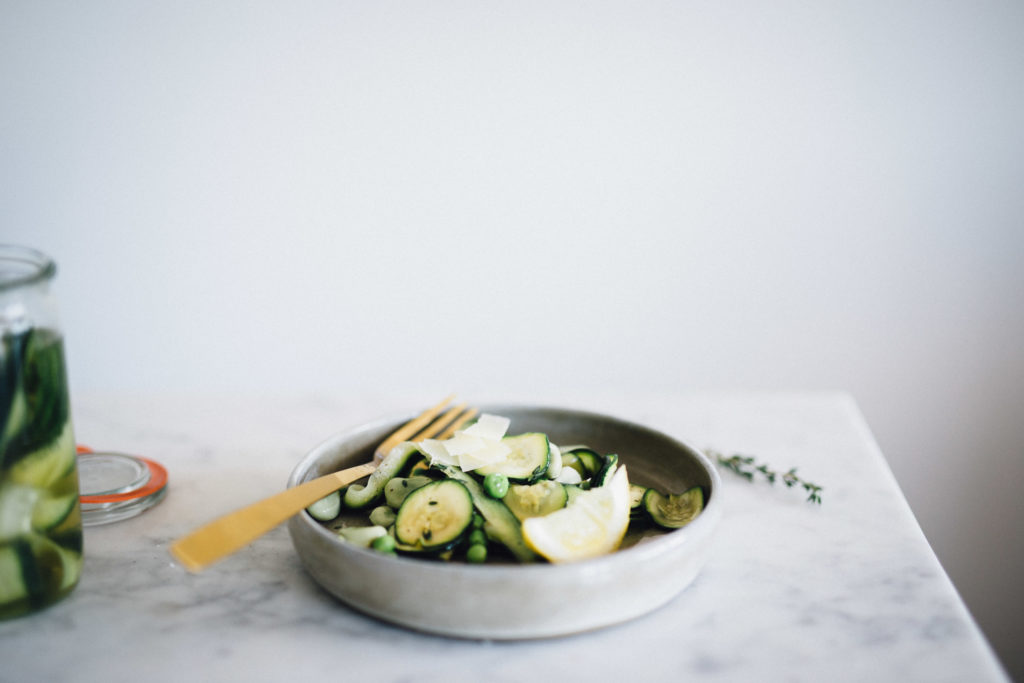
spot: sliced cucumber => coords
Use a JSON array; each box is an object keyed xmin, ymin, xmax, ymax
[
  {"xmin": 344, "ymin": 442, "xmax": 421, "ymax": 509},
  {"xmin": 643, "ymin": 486, "xmax": 705, "ymax": 529},
  {"xmin": 394, "ymin": 480, "xmax": 473, "ymax": 551},
  {"xmin": 437, "ymin": 464, "xmax": 536, "ymax": 562},
  {"xmin": 0, "ymin": 484, "xmax": 36, "ymax": 540},
  {"xmin": 32, "ymin": 492, "xmax": 78, "ymax": 531},
  {"xmin": 7, "ymin": 423, "xmax": 75, "ymax": 489},
  {"xmin": 32, "ymin": 534, "xmax": 81, "ymax": 594},
  {"xmin": 0, "ymin": 535, "xmax": 81, "ymax": 613},
  {"xmin": 503, "ymin": 481, "xmax": 569, "ymax": 521},
  {"xmin": 306, "ymin": 491, "xmax": 341, "ymax": 521},
  {"xmin": 1, "ymin": 329, "xmax": 71, "ymax": 469},
  {"xmin": 475, "ymin": 433, "xmax": 549, "ymax": 483},
  {"xmin": 0, "ymin": 543, "xmax": 27, "ymax": 605}
]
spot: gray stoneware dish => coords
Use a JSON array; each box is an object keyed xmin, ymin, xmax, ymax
[{"xmin": 287, "ymin": 404, "xmax": 722, "ymax": 639}]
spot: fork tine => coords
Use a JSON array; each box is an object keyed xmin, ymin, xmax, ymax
[
  {"xmin": 434, "ymin": 407, "xmax": 478, "ymax": 440},
  {"xmin": 375, "ymin": 395, "xmax": 455, "ymax": 457},
  {"xmin": 411, "ymin": 402, "xmax": 468, "ymax": 440},
  {"xmin": 409, "ymin": 404, "xmax": 480, "ymax": 443}
]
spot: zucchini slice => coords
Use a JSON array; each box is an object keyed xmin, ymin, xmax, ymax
[
  {"xmin": 590, "ymin": 453, "xmax": 619, "ymax": 488},
  {"xmin": 406, "ymin": 459, "xmax": 432, "ymax": 476},
  {"xmin": 561, "ymin": 446, "xmax": 601, "ymax": 478},
  {"xmin": 306, "ymin": 491, "xmax": 342, "ymax": 521},
  {"xmin": 437, "ymin": 464, "xmax": 536, "ymax": 562},
  {"xmin": 476, "ymin": 433, "xmax": 550, "ymax": 483},
  {"xmin": 628, "ymin": 484, "xmax": 649, "ymax": 516},
  {"xmin": 344, "ymin": 442, "xmax": 421, "ymax": 509},
  {"xmin": 563, "ymin": 484, "xmax": 585, "ymax": 505},
  {"xmin": 503, "ymin": 481, "xmax": 569, "ymax": 521},
  {"xmin": 545, "ymin": 443, "xmax": 563, "ymax": 480},
  {"xmin": 384, "ymin": 476, "xmax": 434, "ymax": 509},
  {"xmin": 394, "ymin": 480, "xmax": 474, "ymax": 551},
  {"xmin": 337, "ymin": 525, "xmax": 388, "ymax": 547},
  {"xmin": 643, "ymin": 486, "xmax": 705, "ymax": 529},
  {"xmin": 368, "ymin": 505, "xmax": 397, "ymax": 527}
]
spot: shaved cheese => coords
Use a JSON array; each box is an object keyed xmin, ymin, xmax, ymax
[
  {"xmin": 457, "ymin": 441, "xmax": 511, "ymax": 472},
  {"xmin": 462, "ymin": 414, "xmax": 510, "ymax": 442},
  {"xmin": 414, "ymin": 413, "xmax": 514, "ymax": 474},
  {"xmin": 419, "ymin": 439, "xmax": 457, "ymax": 467},
  {"xmin": 555, "ymin": 466, "xmax": 582, "ymax": 485},
  {"xmin": 445, "ymin": 432, "xmax": 489, "ymax": 457}
]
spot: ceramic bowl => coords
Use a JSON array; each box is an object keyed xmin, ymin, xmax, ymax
[{"xmin": 286, "ymin": 404, "xmax": 722, "ymax": 639}]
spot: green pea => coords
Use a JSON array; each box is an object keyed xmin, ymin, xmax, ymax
[
  {"xmin": 472, "ymin": 512, "xmax": 485, "ymax": 528},
  {"xmin": 468, "ymin": 529, "xmax": 487, "ymax": 546},
  {"xmin": 483, "ymin": 472, "xmax": 509, "ymax": 499},
  {"xmin": 466, "ymin": 544, "xmax": 487, "ymax": 564},
  {"xmin": 372, "ymin": 535, "xmax": 397, "ymax": 553}
]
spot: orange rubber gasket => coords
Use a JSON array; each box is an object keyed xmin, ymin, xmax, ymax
[{"xmin": 78, "ymin": 455, "xmax": 168, "ymax": 505}]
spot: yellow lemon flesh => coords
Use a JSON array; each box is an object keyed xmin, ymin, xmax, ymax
[{"xmin": 522, "ymin": 466, "xmax": 631, "ymax": 563}]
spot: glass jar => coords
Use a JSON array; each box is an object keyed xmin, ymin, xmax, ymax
[{"xmin": 0, "ymin": 245, "xmax": 83, "ymax": 618}]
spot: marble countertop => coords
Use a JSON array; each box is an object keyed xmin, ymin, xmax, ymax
[{"xmin": 0, "ymin": 391, "xmax": 1008, "ymax": 682}]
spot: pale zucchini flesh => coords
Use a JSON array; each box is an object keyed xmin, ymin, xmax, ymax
[
  {"xmin": 503, "ymin": 480, "xmax": 569, "ymax": 521},
  {"xmin": 643, "ymin": 486, "xmax": 705, "ymax": 529},
  {"xmin": 344, "ymin": 442, "xmax": 422, "ymax": 509},
  {"xmin": 437, "ymin": 464, "xmax": 536, "ymax": 562},
  {"xmin": 475, "ymin": 433, "xmax": 550, "ymax": 483},
  {"xmin": 394, "ymin": 479, "xmax": 473, "ymax": 551}
]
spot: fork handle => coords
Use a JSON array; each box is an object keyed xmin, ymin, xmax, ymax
[{"xmin": 169, "ymin": 462, "xmax": 376, "ymax": 573}]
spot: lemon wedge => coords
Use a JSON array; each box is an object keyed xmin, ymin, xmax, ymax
[{"xmin": 522, "ymin": 466, "xmax": 631, "ymax": 563}]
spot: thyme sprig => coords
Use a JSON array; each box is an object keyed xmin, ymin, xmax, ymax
[{"xmin": 709, "ymin": 449, "xmax": 823, "ymax": 504}]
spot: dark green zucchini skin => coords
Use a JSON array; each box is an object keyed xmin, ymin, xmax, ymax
[
  {"xmin": 436, "ymin": 464, "xmax": 536, "ymax": 562},
  {"xmin": 561, "ymin": 446, "xmax": 601, "ymax": 479},
  {"xmin": 394, "ymin": 479, "xmax": 473, "ymax": 551},
  {"xmin": 344, "ymin": 443, "xmax": 423, "ymax": 509},
  {"xmin": 642, "ymin": 486, "xmax": 705, "ymax": 529},
  {"xmin": 590, "ymin": 453, "xmax": 619, "ymax": 488}
]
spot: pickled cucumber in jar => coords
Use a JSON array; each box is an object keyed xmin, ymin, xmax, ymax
[{"xmin": 1, "ymin": 246, "xmax": 83, "ymax": 619}]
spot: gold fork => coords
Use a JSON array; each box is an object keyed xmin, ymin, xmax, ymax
[{"xmin": 168, "ymin": 396, "xmax": 477, "ymax": 573}]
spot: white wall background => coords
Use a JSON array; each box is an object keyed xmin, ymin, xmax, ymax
[{"xmin": 3, "ymin": 1, "xmax": 1022, "ymax": 676}]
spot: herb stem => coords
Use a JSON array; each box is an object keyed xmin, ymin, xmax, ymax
[{"xmin": 709, "ymin": 450, "xmax": 823, "ymax": 504}]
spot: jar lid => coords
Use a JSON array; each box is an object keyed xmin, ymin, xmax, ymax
[{"xmin": 77, "ymin": 448, "xmax": 168, "ymax": 526}]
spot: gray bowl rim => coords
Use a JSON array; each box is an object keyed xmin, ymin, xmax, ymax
[{"xmin": 287, "ymin": 403, "xmax": 723, "ymax": 576}]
